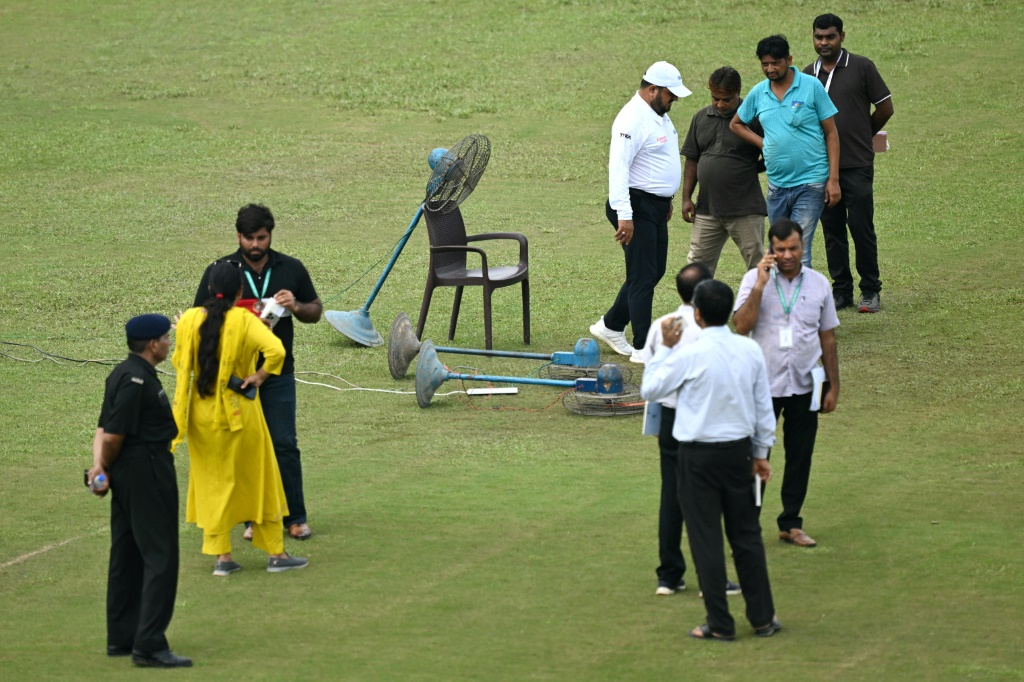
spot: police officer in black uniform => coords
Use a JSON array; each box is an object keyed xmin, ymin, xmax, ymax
[{"xmin": 88, "ymin": 314, "xmax": 192, "ymax": 668}]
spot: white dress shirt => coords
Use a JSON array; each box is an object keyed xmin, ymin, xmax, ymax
[
  {"xmin": 637, "ymin": 303, "xmax": 699, "ymax": 409},
  {"xmin": 641, "ymin": 325, "xmax": 776, "ymax": 458},
  {"xmin": 608, "ymin": 93, "xmax": 682, "ymax": 220}
]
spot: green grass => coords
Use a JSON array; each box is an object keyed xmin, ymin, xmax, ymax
[{"xmin": 2, "ymin": 0, "xmax": 1023, "ymax": 679}]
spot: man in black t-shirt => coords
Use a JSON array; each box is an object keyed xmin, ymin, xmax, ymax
[
  {"xmin": 680, "ymin": 66, "xmax": 768, "ymax": 276},
  {"xmin": 194, "ymin": 204, "xmax": 322, "ymax": 540},
  {"xmin": 89, "ymin": 314, "xmax": 191, "ymax": 668},
  {"xmin": 805, "ymin": 14, "xmax": 894, "ymax": 313}
]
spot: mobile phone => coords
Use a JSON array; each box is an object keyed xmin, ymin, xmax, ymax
[{"xmin": 227, "ymin": 375, "xmax": 257, "ymax": 400}]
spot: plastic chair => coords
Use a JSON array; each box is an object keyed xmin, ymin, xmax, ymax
[{"xmin": 415, "ymin": 206, "xmax": 530, "ymax": 350}]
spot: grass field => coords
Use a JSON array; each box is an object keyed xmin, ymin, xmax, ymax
[{"xmin": 2, "ymin": 0, "xmax": 1023, "ymax": 679}]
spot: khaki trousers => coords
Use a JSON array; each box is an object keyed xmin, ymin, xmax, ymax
[{"xmin": 686, "ymin": 214, "xmax": 765, "ymax": 276}]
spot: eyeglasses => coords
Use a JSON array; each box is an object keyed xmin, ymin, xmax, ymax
[{"xmin": 212, "ymin": 259, "xmax": 243, "ymax": 268}]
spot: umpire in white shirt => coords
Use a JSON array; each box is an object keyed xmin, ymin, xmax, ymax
[
  {"xmin": 591, "ymin": 61, "xmax": 692, "ymax": 362},
  {"xmin": 642, "ymin": 280, "xmax": 781, "ymax": 641}
]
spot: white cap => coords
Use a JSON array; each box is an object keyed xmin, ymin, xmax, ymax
[{"xmin": 643, "ymin": 61, "xmax": 692, "ymax": 98}]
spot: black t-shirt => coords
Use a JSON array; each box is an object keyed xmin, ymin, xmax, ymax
[
  {"xmin": 680, "ymin": 102, "xmax": 767, "ymax": 218},
  {"xmin": 97, "ymin": 354, "xmax": 177, "ymax": 447},
  {"xmin": 194, "ymin": 249, "xmax": 318, "ymax": 375},
  {"xmin": 804, "ymin": 50, "xmax": 891, "ymax": 169}
]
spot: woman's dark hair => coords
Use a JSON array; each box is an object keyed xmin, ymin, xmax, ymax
[{"xmin": 196, "ymin": 261, "xmax": 242, "ymax": 397}]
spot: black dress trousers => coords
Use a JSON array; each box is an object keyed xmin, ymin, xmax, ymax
[
  {"xmin": 106, "ymin": 443, "xmax": 179, "ymax": 655},
  {"xmin": 656, "ymin": 406, "xmax": 686, "ymax": 585},
  {"xmin": 603, "ymin": 189, "xmax": 670, "ymax": 349},
  {"xmin": 679, "ymin": 438, "xmax": 774, "ymax": 637}
]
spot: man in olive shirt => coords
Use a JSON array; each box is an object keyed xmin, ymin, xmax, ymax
[
  {"xmin": 681, "ymin": 66, "xmax": 767, "ymax": 276},
  {"xmin": 804, "ymin": 14, "xmax": 893, "ymax": 313}
]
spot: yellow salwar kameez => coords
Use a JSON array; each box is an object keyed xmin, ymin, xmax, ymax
[{"xmin": 172, "ymin": 306, "xmax": 289, "ymax": 556}]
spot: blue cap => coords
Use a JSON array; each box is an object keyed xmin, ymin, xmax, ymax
[{"xmin": 125, "ymin": 314, "xmax": 171, "ymax": 340}]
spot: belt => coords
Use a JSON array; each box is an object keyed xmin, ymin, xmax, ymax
[
  {"xmin": 628, "ymin": 187, "xmax": 672, "ymax": 202},
  {"xmin": 680, "ymin": 437, "xmax": 752, "ymax": 449}
]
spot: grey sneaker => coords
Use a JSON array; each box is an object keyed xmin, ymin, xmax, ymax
[
  {"xmin": 589, "ymin": 317, "xmax": 633, "ymax": 356},
  {"xmin": 212, "ymin": 560, "xmax": 242, "ymax": 577},
  {"xmin": 267, "ymin": 554, "xmax": 309, "ymax": 573},
  {"xmin": 857, "ymin": 293, "xmax": 881, "ymax": 313},
  {"xmin": 699, "ymin": 581, "xmax": 742, "ymax": 597}
]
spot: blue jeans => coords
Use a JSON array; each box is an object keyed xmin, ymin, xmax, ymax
[
  {"xmin": 766, "ymin": 182, "xmax": 826, "ymax": 269},
  {"xmin": 260, "ymin": 373, "xmax": 306, "ymax": 527}
]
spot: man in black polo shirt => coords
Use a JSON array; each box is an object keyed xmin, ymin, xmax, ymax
[
  {"xmin": 194, "ymin": 204, "xmax": 322, "ymax": 540},
  {"xmin": 805, "ymin": 14, "xmax": 894, "ymax": 313},
  {"xmin": 680, "ymin": 66, "xmax": 767, "ymax": 276},
  {"xmin": 89, "ymin": 314, "xmax": 191, "ymax": 668}
]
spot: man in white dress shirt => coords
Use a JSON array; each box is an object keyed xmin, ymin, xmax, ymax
[
  {"xmin": 638, "ymin": 262, "xmax": 738, "ymax": 598},
  {"xmin": 642, "ymin": 280, "xmax": 781, "ymax": 641},
  {"xmin": 591, "ymin": 61, "xmax": 691, "ymax": 362}
]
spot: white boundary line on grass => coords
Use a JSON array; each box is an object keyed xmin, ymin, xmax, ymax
[{"xmin": 0, "ymin": 528, "xmax": 105, "ymax": 571}]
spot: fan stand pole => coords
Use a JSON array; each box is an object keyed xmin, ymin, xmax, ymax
[{"xmin": 325, "ymin": 205, "xmax": 425, "ymax": 347}]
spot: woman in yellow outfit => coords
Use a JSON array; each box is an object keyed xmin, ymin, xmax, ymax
[{"xmin": 172, "ymin": 261, "xmax": 308, "ymax": 576}]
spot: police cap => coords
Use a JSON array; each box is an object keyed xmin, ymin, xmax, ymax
[{"xmin": 125, "ymin": 314, "xmax": 171, "ymax": 341}]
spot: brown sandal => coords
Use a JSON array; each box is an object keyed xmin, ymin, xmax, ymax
[
  {"xmin": 288, "ymin": 523, "xmax": 311, "ymax": 540},
  {"xmin": 688, "ymin": 624, "xmax": 735, "ymax": 642}
]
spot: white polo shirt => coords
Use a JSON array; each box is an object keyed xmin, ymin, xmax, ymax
[{"xmin": 609, "ymin": 93, "xmax": 681, "ymax": 220}]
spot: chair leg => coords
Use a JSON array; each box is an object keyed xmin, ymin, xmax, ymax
[
  {"xmin": 522, "ymin": 278, "xmax": 531, "ymax": 345},
  {"xmin": 416, "ymin": 281, "xmax": 435, "ymax": 340},
  {"xmin": 449, "ymin": 286, "xmax": 463, "ymax": 342},
  {"xmin": 483, "ymin": 285, "xmax": 493, "ymax": 350}
]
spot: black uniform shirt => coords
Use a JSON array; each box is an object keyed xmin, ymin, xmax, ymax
[
  {"xmin": 804, "ymin": 50, "xmax": 892, "ymax": 169},
  {"xmin": 98, "ymin": 354, "xmax": 177, "ymax": 448},
  {"xmin": 680, "ymin": 101, "xmax": 767, "ymax": 218},
  {"xmin": 193, "ymin": 248, "xmax": 318, "ymax": 375}
]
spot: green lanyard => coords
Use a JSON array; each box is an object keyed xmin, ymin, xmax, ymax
[
  {"xmin": 244, "ymin": 268, "xmax": 272, "ymax": 300},
  {"xmin": 772, "ymin": 270, "xmax": 803, "ymax": 319}
]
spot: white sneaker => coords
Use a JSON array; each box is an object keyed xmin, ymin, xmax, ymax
[
  {"xmin": 629, "ymin": 350, "xmax": 645, "ymax": 364},
  {"xmin": 589, "ymin": 317, "xmax": 633, "ymax": 356}
]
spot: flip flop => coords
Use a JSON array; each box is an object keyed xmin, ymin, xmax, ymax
[
  {"xmin": 688, "ymin": 624, "xmax": 736, "ymax": 642},
  {"xmin": 754, "ymin": 617, "xmax": 783, "ymax": 637}
]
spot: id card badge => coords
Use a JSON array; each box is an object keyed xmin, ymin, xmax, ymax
[{"xmin": 779, "ymin": 326, "xmax": 793, "ymax": 349}]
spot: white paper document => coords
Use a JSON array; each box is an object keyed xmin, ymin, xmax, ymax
[
  {"xmin": 810, "ymin": 366, "xmax": 827, "ymax": 411},
  {"xmin": 642, "ymin": 401, "xmax": 662, "ymax": 437},
  {"xmin": 754, "ymin": 473, "xmax": 762, "ymax": 507}
]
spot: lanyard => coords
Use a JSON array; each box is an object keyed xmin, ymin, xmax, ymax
[
  {"xmin": 813, "ymin": 49, "xmax": 843, "ymax": 93},
  {"xmin": 244, "ymin": 268, "xmax": 272, "ymax": 300},
  {"xmin": 772, "ymin": 270, "xmax": 804, "ymax": 318}
]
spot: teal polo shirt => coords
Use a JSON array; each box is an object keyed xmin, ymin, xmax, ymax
[{"xmin": 737, "ymin": 67, "xmax": 838, "ymax": 188}]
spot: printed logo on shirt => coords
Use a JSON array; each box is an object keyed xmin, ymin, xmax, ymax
[
  {"xmin": 791, "ymin": 101, "xmax": 805, "ymax": 108},
  {"xmin": 619, "ymin": 132, "xmax": 632, "ymax": 139},
  {"xmin": 131, "ymin": 376, "xmax": 144, "ymax": 385},
  {"xmin": 656, "ymin": 135, "xmax": 668, "ymax": 144}
]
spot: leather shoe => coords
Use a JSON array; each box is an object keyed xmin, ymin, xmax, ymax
[
  {"xmin": 132, "ymin": 649, "xmax": 193, "ymax": 668},
  {"xmin": 107, "ymin": 645, "xmax": 132, "ymax": 657},
  {"xmin": 779, "ymin": 528, "xmax": 817, "ymax": 547},
  {"xmin": 288, "ymin": 523, "xmax": 312, "ymax": 540}
]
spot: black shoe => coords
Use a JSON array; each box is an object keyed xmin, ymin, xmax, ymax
[
  {"xmin": 107, "ymin": 645, "xmax": 132, "ymax": 657},
  {"xmin": 833, "ymin": 292, "xmax": 854, "ymax": 310},
  {"xmin": 132, "ymin": 649, "xmax": 193, "ymax": 668}
]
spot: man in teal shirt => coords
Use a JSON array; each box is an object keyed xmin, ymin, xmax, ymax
[{"xmin": 731, "ymin": 34, "xmax": 840, "ymax": 269}]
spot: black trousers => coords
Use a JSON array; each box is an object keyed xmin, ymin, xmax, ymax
[
  {"xmin": 679, "ymin": 438, "xmax": 774, "ymax": 637},
  {"xmin": 107, "ymin": 444, "xmax": 179, "ymax": 655},
  {"xmin": 604, "ymin": 189, "xmax": 670, "ymax": 348},
  {"xmin": 820, "ymin": 165, "xmax": 881, "ymax": 297},
  {"xmin": 767, "ymin": 392, "xmax": 818, "ymax": 532},
  {"xmin": 656, "ymin": 406, "xmax": 686, "ymax": 585}
]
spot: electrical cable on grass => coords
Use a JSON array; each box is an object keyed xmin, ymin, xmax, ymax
[{"xmin": 318, "ymin": 230, "xmax": 413, "ymax": 307}]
